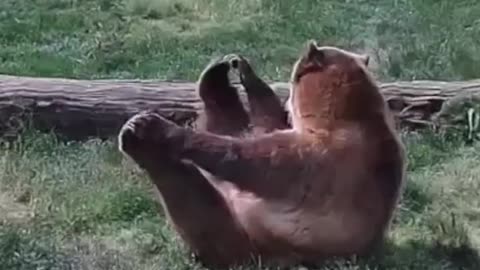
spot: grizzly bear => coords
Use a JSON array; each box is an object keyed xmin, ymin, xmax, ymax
[{"xmin": 118, "ymin": 41, "xmax": 406, "ymax": 269}]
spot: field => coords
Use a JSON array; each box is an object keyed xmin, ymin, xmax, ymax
[{"xmin": 1, "ymin": 0, "xmax": 480, "ymax": 269}]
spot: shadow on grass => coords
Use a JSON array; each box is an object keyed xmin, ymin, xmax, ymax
[
  {"xmin": 0, "ymin": 226, "xmax": 74, "ymax": 270},
  {"xmin": 369, "ymin": 238, "xmax": 480, "ymax": 270},
  {"xmin": 297, "ymin": 238, "xmax": 480, "ymax": 270}
]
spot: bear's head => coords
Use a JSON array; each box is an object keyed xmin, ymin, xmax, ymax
[{"xmin": 286, "ymin": 41, "xmax": 385, "ymax": 134}]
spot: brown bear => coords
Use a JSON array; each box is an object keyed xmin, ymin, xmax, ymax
[{"xmin": 118, "ymin": 41, "xmax": 406, "ymax": 269}]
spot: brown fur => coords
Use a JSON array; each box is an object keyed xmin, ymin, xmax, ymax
[
  {"xmin": 232, "ymin": 54, "xmax": 289, "ymax": 133},
  {"xmin": 118, "ymin": 42, "xmax": 406, "ymax": 269},
  {"xmin": 194, "ymin": 55, "xmax": 288, "ymax": 136}
]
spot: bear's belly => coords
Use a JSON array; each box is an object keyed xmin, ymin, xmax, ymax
[{"xmin": 222, "ymin": 184, "xmax": 375, "ymax": 259}]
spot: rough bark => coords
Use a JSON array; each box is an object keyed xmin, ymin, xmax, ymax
[{"xmin": 0, "ymin": 74, "xmax": 479, "ymax": 140}]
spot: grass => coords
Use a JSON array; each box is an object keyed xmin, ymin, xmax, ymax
[
  {"xmin": 1, "ymin": 0, "xmax": 480, "ymax": 81},
  {"xmin": 1, "ymin": 0, "xmax": 480, "ymax": 269},
  {"xmin": 1, "ymin": 130, "xmax": 480, "ymax": 270}
]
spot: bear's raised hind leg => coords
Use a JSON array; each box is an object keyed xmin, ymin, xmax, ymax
[
  {"xmin": 228, "ymin": 55, "xmax": 289, "ymax": 133},
  {"xmin": 118, "ymin": 112, "xmax": 255, "ymax": 268},
  {"xmin": 194, "ymin": 57, "xmax": 250, "ymax": 137}
]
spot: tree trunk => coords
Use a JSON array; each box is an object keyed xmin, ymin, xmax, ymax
[{"xmin": 0, "ymin": 74, "xmax": 479, "ymax": 140}]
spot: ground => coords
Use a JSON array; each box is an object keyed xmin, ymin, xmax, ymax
[{"xmin": 1, "ymin": 0, "xmax": 480, "ymax": 269}]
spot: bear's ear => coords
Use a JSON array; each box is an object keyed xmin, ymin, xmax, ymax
[
  {"xmin": 303, "ymin": 40, "xmax": 324, "ymax": 65},
  {"xmin": 304, "ymin": 40, "xmax": 318, "ymax": 59},
  {"xmin": 359, "ymin": 54, "xmax": 370, "ymax": 66}
]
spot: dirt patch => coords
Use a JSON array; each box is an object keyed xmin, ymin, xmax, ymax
[{"xmin": 0, "ymin": 190, "xmax": 33, "ymax": 224}]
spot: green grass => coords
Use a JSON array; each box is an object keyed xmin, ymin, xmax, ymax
[
  {"xmin": 1, "ymin": 0, "xmax": 480, "ymax": 269},
  {"xmin": 1, "ymin": 130, "xmax": 480, "ymax": 270},
  {"xmin": 1, "ymin": 0, "xmax": 480, "ymax": 81}
]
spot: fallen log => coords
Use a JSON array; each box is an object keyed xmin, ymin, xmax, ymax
[{"xmin": 0, "ymin": 74, "xmax": 479, "ymax": 141}]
